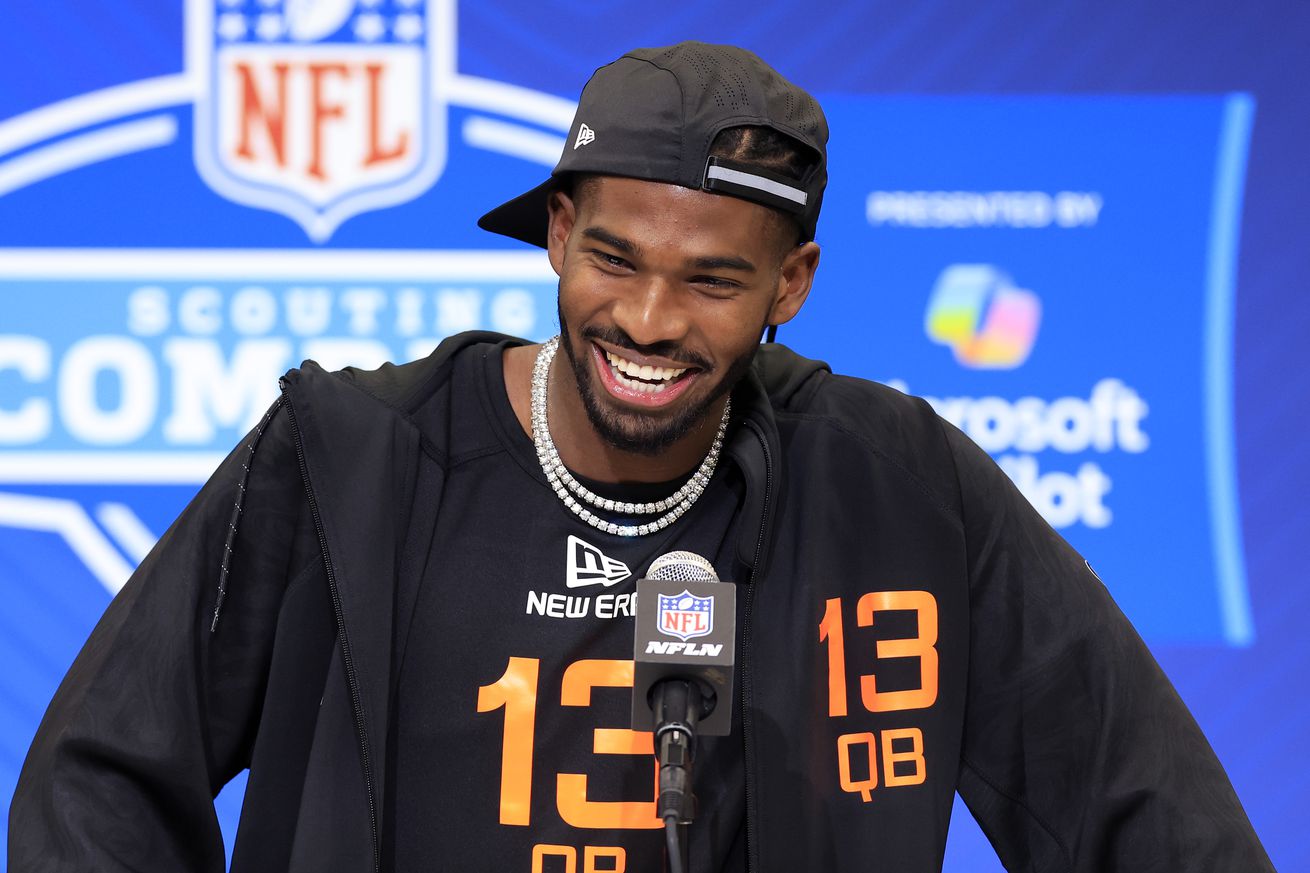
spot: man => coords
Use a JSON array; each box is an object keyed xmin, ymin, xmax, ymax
[{"xmin": 10, "ymin": 42, "xmax": 1272, "ymax": 873}]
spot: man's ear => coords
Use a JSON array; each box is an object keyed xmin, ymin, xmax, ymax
[
  {"xmin": 768, "ymin": 241, "xmax": 821, "ymax": 326},
  {"xmin": 546, "ymin": 188, "xmax": 577, "ymax": 276}
]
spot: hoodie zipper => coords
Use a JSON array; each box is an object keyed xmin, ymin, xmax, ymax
[
  {"xmin": 740, "ymin": 417, "xmax": 774, "ymax": 873},
  {"xmin": 279, "ymin": 379, "xmax": 381, "ymax": 872}
]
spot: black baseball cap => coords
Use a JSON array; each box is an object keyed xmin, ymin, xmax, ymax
[{"xmin": 477, "ymin": 41, "xmax": 829, "ymax": 249}]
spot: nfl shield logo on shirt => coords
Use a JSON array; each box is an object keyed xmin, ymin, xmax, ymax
[
  {"xmin": 188, "ymin": 0, "xmax": 452, "ymax": 241},
  {"xmin": 657, "ymin": 591, "xmax": 714, "ymax": 642}
]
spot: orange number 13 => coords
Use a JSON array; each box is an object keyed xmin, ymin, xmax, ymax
[
  {"xmin": 477, "ymin": 657, "xmax": 660, "ymax": 829},
  {"xmin": 818, "ymin": 590, "xmax": 939, "ymax": 717}
]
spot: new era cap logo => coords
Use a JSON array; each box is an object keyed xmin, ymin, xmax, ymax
[
  {"xmin": 566, "ymin": 535, "xmax": 630, "ymax": 588},
  {"xmin": 574, "ymin": 123, "xmax": 595, "ymax": 149}
]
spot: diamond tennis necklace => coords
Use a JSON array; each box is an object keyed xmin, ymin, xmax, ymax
[{"xmin": 530, "ymin": 336, "xmax": 730, "ymax": 537}]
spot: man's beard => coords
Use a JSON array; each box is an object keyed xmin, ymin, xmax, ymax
[{"xmin": 557, "ymin": 303, "xmax": 758, "ymax": 457}]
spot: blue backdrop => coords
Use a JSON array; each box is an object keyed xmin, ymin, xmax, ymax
[{"xmin": 1, "ymin": 1, "xmax": 1307, "ymax": 869}]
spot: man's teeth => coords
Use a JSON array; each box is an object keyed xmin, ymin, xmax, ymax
[{"xmin": 605, "ymin": 350, "xmax": 689, "ymax": 394}]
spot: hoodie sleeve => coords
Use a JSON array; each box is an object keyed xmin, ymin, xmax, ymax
[
  {"xmin": 944, "ymin": 423, "xmax": 1273, "ymax": 872},
  {"xmin": 8, "ymin": 400, "xmax": 318, "ymax": 872}
]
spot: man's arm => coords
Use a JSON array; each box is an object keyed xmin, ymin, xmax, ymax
[
  {"xmin": 944, "ymin": 423, "xmax": 1274, "ymax": 872},
  {"xmin": 8, "ymin": 402, "xmax": 316, "ymax": 872}
]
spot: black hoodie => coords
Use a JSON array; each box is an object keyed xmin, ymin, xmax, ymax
[{"xmin": 10, "ymin": 332, "xmax": 1272, "ymax": 872}]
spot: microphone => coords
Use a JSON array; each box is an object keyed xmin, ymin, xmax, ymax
[{"xmin": 632, "ymin": 551, "xmax": 737, "ymax": 839}]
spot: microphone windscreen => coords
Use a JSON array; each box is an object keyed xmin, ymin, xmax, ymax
[{"xmin": 647, "ymin": 551, "xmax": 719, "ymax": 583}]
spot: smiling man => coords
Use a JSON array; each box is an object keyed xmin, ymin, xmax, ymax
[
  {"xmin": 11, "ymin": 42, "xmax": 1272, "ymax": 873},
  {"xmin": 502, "ymin": 169, "xmax": 818, "ymax": 484}
]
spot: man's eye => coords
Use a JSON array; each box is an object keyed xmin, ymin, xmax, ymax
[
  {"xmin": 593, "ymin": 251, "xmax": 628, "ymax": 269},
  {"xmin": 693, "ymin": 276, "xmax": 738, "ymax": 293}
]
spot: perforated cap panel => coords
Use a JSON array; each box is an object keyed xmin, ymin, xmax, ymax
[{"xmin": 647, "ymin": 551, "xmax": 720, "ymax": 583}]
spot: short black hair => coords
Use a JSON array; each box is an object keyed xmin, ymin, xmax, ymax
[{"xmin": 568, "ymin": 124, "xmax": 815, "ymax": 252}]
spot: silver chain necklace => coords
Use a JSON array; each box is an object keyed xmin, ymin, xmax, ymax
[{"xmin": 530, "ymin": 336, "xmax": 730, "ymax": 537}]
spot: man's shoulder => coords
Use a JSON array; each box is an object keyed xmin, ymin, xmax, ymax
[
  {"xmin": 278, "ymin": 331, "xmax": 528, "ymax": 475},
  {"xmin": 290, "ymin": 330, "xmax": 526, "ymax": 417},
  {"xmin": 753, "ymin": 342, "xmax": 963, "ymax": 501},
  {"xmin": 754, "ymin": 343, "xmax": 942, "ymax": 440}
]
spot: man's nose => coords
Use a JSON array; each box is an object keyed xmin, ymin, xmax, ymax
[{"xmin": 612, "ymin": 277, "xmax": 690, "ymax": 349}]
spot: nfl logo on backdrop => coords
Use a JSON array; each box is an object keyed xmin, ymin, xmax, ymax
[
  {"xmin": 658, "ymin": 591, "xmax": 714, "ymax": 642},
  {"xmin": 189, "ymin": 0, "xmax": 452, "ymax": 241}
]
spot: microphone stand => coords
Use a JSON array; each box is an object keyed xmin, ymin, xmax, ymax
[{"xmin": 653, "ymin": 680, "xmax": 702, "ymax": 873}]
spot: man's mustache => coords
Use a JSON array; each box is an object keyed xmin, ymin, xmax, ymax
[{"xmin": 579, "ymin": 325, "xmax": 713, "ymax": 371}]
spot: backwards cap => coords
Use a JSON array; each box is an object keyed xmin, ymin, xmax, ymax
[{"xmin": 477, "ymin": 41, "xmax": 829, "ymax": 248}]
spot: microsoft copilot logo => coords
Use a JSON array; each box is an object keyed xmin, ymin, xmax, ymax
[{"xmin": 925, "ymin": 264, "xmax": 1041, "ymax": 369}]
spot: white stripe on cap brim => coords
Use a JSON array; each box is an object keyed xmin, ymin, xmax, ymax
[{"xmin": 704, "ymin": 164, "xmax": 808, "ymax": 206}]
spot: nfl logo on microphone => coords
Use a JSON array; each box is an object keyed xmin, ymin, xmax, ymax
[
  {"xmin": 190, "ymin": 0, "xmax": 450, "ymax": 241},
  {"xmin": 658, "ymin": 592, "xmax": 715, "ymax": 642}
]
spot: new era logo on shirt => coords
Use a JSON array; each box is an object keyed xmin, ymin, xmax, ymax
[
  {"xmin": 566, "ymin": 535, "xmax": 629, "ymax": 588},
  {"xmin": 574, "ymin": 123, "xmax": 595, "ymax": 149}
]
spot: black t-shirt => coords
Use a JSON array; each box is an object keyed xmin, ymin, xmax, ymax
[{"xmin": 391, "ymin": 341, "xmax": 747, "ymax": 872}]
